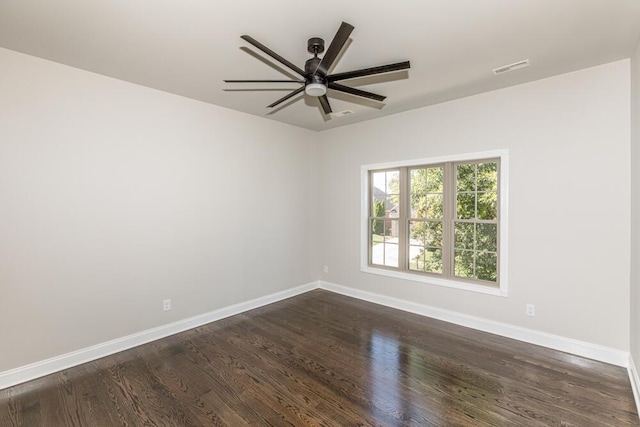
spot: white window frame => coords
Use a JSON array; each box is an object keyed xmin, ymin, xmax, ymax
[{"xmin": 360, "ymin": 150, "xmax": 509, "ymax": 297}]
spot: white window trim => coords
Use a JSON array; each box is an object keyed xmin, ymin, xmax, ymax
[{"xmin": 360, "ymin": 149, "xmax": 509, "ymax": 297}]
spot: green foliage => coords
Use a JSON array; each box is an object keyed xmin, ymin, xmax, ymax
[
  {"xmin": 410, "ymin": 247, "xmax": 443, "ymax": 274},
  {"xmin": 408, "ymin": 167, "xmax": 445, "ymax": 275},
  {"xmin": 456, "ymin": 164, "xmax": 475, "ymax": 192},
  {"xmin": 457, "ymin": 193, "xmax": 475, "ymax": 219},
  {"xmin": 454, "ymin": 250, "xmax": 474, "ymax": 278},
  {"xmin": 476, "ymin": 252, "xmax": 498, "ymax": 282},
  {"xmin": 451, "ymin": 162, "xmax": 499, "ymax": 282},
  {"xmin": 453, "ymin": 221, "xmax": 498, "ymax": 282},
  {"xmin": 427, "ymin": 194, "xmax": 444, "ymax": 219},
  {"xmin": 477, "ymin": 162, "xmax": 498, "ymax": 191},
  {"xmin": 373, "ymin": 200, "xmax": 385, "ymax": 235},
  {"xmin": 477, "ymin": 192, "xmax": 497, "ymax": 220},
  {"xmin": 409, "ymin": 219, "xmax": 443, "ymax": 274},
  {"xmin": 476, "ymin": 223, "xmax": 497, "ymax": 252},
  {"xmin": 410, "ymin": 167, "xmax": 443, "ymax": 220},
  {"xmin": 424, "ymin": 248, "xmax": 443, "ymax": 273},
  {"xmin": 456, "ymin": 163, "xmax": 498, "ymax": 220},
  {"xmin": 454, "ymin": 223, "xmax": 474, "ymax": 249}
]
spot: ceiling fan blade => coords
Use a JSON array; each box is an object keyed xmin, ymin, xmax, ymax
[
  {"xmin": 267, "ymin": 86, "xmax": 305, "ymax": 108},
  {"xmin": 328, "ymin": 82, "xmax": 386, "ymax": 102},
  {"xmin": 328, "ymin": 61, "xmax": 411, "ymax": 82},
  {"xmin": 318, "ymin": 95, "xmax": 332, "ymax": 115},
  {"xmin": 241, "ymin": 35, "xmax": 305, "ymax": 77},
  {"xmin": 224, "ymin": 79, "xmax": 304, "ymax": 83},
  {"xmin": 317, "ymin": 22, "xmax": 354, "ymax": 75}
]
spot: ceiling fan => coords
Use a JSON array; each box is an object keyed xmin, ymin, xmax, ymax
[{"xmin": 224, "ymin": 22, "xmax": 411, "ymax": 116}]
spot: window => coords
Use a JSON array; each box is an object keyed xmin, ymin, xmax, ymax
[{"xmin": 362, "ymin": 151, "xmax": 508, "ymax": 296}]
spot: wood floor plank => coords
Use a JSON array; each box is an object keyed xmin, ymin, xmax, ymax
[{"xmin": 0, "ymin": 289, "xmax": 637, "ymax": 426}]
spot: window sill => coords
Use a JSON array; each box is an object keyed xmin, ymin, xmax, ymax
[{"xmin": 360, "ymin": 266, "xmax": 508, "ymax": 297}]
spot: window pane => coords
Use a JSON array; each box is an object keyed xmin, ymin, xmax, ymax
[
  {"xmin": 371, "ymin": 220, "xmax": 399, "ymax": 267},
  {"xmin": 477, "ymin": 192, "xmax": 497, "ymax": 220},
  {"xmin": 457, "ymin": 164, "xmax": 475, "ymax": 192},
  {"xmin": 386, "ymin": 196, "xmax": 399, "ymax": 216},
  {"xmin": 371, "ymin": 219, "xmax": 385, "ymax": 240},
  {"xmin": 409, "ymin": 246, "xmax": 424, "ymax": 271},
  {"xmin": 454, "ymin": 222, "xmax": 475, "ymax": 249},
  {"xmin": 425, "ymin": 248, "xmax": 443, "ymax": 274},
  {"xmin": 409, "ymin": 221, "xmax": 442, "ymax": 248},
  {"xmin": 476, "ymin": 251, "xmax": 498, "ymax": 282},
  {"xmin": 386, "ymin": 170, "xmax": 399, "ymax": 195},
  {"xmin": 385, "ymin": 220, "xmax": 398, "ymax": 238},
  {"xmin": 408, "ymin": 246, "xmax": 442, "ymax": 274},
  {"xmin": 426, "ymin": 194, "xmax": 443, "ymax": 219},
  {"xmin": 372, "ymin": 169, "xmax": 400, "ymax": 220},
  {"xmin": 410, "ymin": 168, "xmax": 427, "ymax": 219},
  {"xmin": 426, "ymin": 167, "xmax": 444, "ymax": 193},
  {"xmin": 410, "ymin": 168, "xmax": 443, "ymax": 194},
  {"xmin": 384, "ymin": 243, "xmax": 399, "ymax": 267},
  {"xmin": 477, "ymin": 162, "xmax": 498, "ymax": 192},
  {"xmin": 411, "ymin": 167, "xmax": 444, "ymax": 219},
  {"xmin": 372, "ymin": 196, "xmax": 386, "ymax": 218},
  {"xmin": 410, "ymin": 168, "xmax": 427, "ymax": 194},
  {"xmin": 476, "ymin": 223, "xmax": 497, "ymax": 252},
  {"xmin": 409, "ymin": 221, "xmax": 426, "ymax": 245},
  {"xmin": 425, "ymin": 221, "xmax": 443, "ymax": 247},
  {"xmin": 410, "ymin": 193, "xmax": 426, "ymax": 218},
  {"xmin": 454, "ymin": 250, "xmax": 474, "ymax": 278},
  {"xmin": 372, "ymin": 172, "xmax": 386, "ymax": 194},
  {"xmin": 370, "ymin": 219, "xmax": 387, "ymax": 266},
  {"xmin": 457, "ymin": 193, "xmax": 475, "ymax": 219}
]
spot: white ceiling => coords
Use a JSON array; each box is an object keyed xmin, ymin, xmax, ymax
[{"xmin": 1, "ymin": 0, "xmax": 640, "ymax": 132}]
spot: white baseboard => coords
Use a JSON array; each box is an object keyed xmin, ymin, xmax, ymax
[
  {"xmin": 1, "ymin": 279, "xmax": 630, "ymax": 392},
  {"xmin": 0, "ymin": 282, "xmax": 316, "ymax": 391},
  {"xmin": 318, "ymin": 281, "xmax": 629, "ymax": 367},
  {"xmin": 629, "ymin": 355, "xmax": 640, "ymax": 412}
]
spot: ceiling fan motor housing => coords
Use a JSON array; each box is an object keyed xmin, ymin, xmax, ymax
[{"xmin": 305, "ymin": 57, "xmax": 327, "ymax": 86}]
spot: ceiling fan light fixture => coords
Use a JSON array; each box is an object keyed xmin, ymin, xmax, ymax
[{"xmin": 305, "ymin": 82, "xmax": 327, "ymax": 97}]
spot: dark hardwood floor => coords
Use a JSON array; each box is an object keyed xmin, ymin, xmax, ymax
[{"xmin": 0, "ymin": 289, "xmax": 637, "ymax": 426}]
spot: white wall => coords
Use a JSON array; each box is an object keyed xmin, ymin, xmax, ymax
[
  {"xmin": 317, "ymin": 60, "xmax": 631, "ymax": 351},
  {"xmin": 631, "ymin": 39, "xmax": 640, "ymax": 365},
  {"xmin": 0, "ymin": 48, "xmax": 318, "ymax": 372},
  {"xmin": 0, "ymin": 46, "xmax": 633, "ymax": 376}
]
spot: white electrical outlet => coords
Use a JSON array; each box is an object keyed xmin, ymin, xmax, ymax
[
  {"xmin": 163, "ymin": 299, "xmax": 171, "ymax": 311},
  {"xmin": 323, "ymin": 265, "xmax": 329, "ymax": 274},
  {"xmin": 526, "ymin": 304, "xmax": 535, "ymax": 317}
]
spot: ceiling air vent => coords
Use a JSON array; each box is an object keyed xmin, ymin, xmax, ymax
[
  {"xmin": 332, "ymin": 110, "xmax": 354, "ymax": 118},
  {"xmin": 492, "ymin": 59, "xmax": 530, "ymax": 75}
]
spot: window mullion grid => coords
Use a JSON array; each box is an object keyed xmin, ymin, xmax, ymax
[
  {"xmin": 398, "ymin": 167, "xmax": 409, "ymax": 272},
  {"xmin": 368, "ymin": 171, "xmax": 373, "ymax": 265},
  {"xmin": 473, "ymin": 163, "xmax": 478, "ymax": 278},
  {"xmin": 443, "ymin": 162, "xmax": 455, "ymax": 280},
  {"xmin": 495, "ymin": 161, "xmax": 501, "ymax": 283},
  {"xmin": 368, "ymin": 171, "xmax": 389, "ymax": 267},
  {"xmin": 368, "ymin": 171, "xmax": 381, "ymax": 266},
  {"xmin": 367, "ymin": 157, "xmax": 501, "ymax": 288}
]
